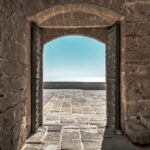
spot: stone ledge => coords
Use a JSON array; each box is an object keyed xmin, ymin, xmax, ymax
[{"xmin": 43, "ymin": 82, "xmax": 106, "ymax": 90}]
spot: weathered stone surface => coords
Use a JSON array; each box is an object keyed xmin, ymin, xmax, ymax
[
  {"xmin": 126, "ymin": 22, "xmax": 150, "ymax": 36},
  {"xmin": 62, "ymin": 130, "xmax": 80, "ymax": 140},
  {"xmin": 44, "ymin": 142, "xmax": 61, "ymax": 150},
  {"xmin": 83, "ymin": 141, "xmax": 102, "ymax": 150},
  {"xmin": 61, "ymin": 140, "xmax": 82, "ymax": 150},
  {"xmin": 26, "ymin": 127, "xmax": 47, "ymax": 144},
  {"xmin": 44, "ymin": 132, "xmax": 61, "ymax": 142},
  {"xmin": 21, "ymin": 90, "xmax": 106, "ymax": 150},
  {"xmin": 138, "ymin": 112, "xmax": 150, "ymax": 130},
  {"xmin": 22, "ymin": 144, "xmax": 44, "ymax": 150},
  {"xmin": 40, "ymin": 11, "xmax": 110, "ymax": 28},
  {"xmin": 126, "ymin": 1, "xmax": 150, "ymax": 21},
  {"xmin": 126, "ymin": 120, "xmax": 150, "ymax": 145},
  {"xmin": 81, "ymin": 131, "xmax": 102, "ymax": 142},
  {"xmin": 48, "ymin": 125, "xmax": 62, "ymax": 132},
  {"xmin": 42, "ymin": 28, "xmax": 108, "ymax": 44},
  {"xmin": 60, "ymin": 117, "xmax": 75, "ymax": 124},
  {"xmin": 20, "ymin": 90, "xmax": 150, "ymax": 149}
]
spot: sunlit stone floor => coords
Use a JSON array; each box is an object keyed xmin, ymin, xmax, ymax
[
  {"xmin": 22, "ymin": 90, "xmax": 150, "ymax": 150},
  {"xmin": 23, "ymin": 89, "xmax": 106, "ymax": 150}
]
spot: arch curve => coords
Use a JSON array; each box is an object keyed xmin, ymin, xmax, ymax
[
  {"xmin": 28, "ymin": 3, "xmax": 122, "ymax": 28},
  {"xmin": 41, "ymin": 27, "xmax": 108, "ymax": 44}
]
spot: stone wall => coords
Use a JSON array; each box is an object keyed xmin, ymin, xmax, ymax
[
  {"xmin": 122, "ymin": 1, "xmax": 150, "ymax": 143},
  {"xmin": 1, "ymin": 0, "xmax": 150, "ymax": 149},
  {"xmin": 0, "ymin": 1, "xmax": 31, "ymax": 150},
  {"xmin": 124, "ymin": 0, "xmax": 150, "ymax": 120}
]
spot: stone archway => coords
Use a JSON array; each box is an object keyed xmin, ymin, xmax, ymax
[
  {"xmin": 28, "ymin": 4, "xmax": 122, "ymax": 28},
  {"xmin": 30, "ymin": 20, "xmax": 121, "ymax": 137}
]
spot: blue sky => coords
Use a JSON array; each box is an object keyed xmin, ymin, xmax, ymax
[{"xmin": 43, "ymin": 36, "xmax": 106, "ymax": 82}]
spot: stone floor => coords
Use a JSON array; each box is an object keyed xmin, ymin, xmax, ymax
[{"xmin": 22, "ymin": 89, "xmax": 150, "ymax": 150}]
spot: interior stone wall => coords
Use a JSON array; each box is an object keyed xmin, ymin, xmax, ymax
[
  {"xmin": 0, "ymin": 1, "xmax": 31, "ymax": 150},
  {"xmin": 121, "ymin": 1, "xmax": 150, "ymax": 144},
  {"xmin": 124, "ymin": 1, "xmax": 150, "ymax": 119},
  {"xmin": 1, "ymin": 0, "xmax": 150, "ymax": 149}
]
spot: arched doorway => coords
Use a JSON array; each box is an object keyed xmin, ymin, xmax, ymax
[
  {"xmin": 43, "ymin": 35, "xmax": 106, "ymax": 83},
  {"xmin": 42, "ymin": 35, "xmax": 106, "ymax": 132},
  {"xmin": 30, "ymin": 23, "xmax": 121, "ymax": 135}
]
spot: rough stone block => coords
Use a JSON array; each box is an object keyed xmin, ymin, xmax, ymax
[
  {"xmin": 126, "ymin": 22, "xmax": 150, "ymax": 36},
  {"xmin": 126, "ymin": 120, "xmax": 150, "ymax": 145},
  {"xmin": 138, "ymin": 111, "xmax": 150, "ymax": 130},
  {"xmin": 126, "ymin": 1, "xmax": 150, "ymax": 21}
]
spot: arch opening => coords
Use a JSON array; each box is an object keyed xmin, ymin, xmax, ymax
[{"xmin": 43, "ymin": 35, "xmax": 106, "ymax": 83}]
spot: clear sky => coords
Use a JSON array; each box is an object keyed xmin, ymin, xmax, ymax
[{"xmin": 43, "ymin": 36, "xmax": 106, "ymax": 82}]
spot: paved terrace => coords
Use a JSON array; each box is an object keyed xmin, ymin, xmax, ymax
[{"xmin": 22, "ymin": 90, "xmax": 150, "ymax": 150}]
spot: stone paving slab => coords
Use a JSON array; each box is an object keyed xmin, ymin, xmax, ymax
[
  {"xmin": 83, "ymin": 141, "xmax": 102, "ymax": 150},
  {"xmin": 61, "ymin": 140, "xmax": 82, "ymax": 150},
  {"xmin": 62, "ymin": 129, "xmax": 80, "ymax": 140},
  {"xmin": 48, "ymin": 125, "xmax": 62, "ymax": 132},
  {"xmin": 81, "ymin": 130, "xmax": 102, "ymax": 142},
  {"xmin": 44, "ymin": 132, "xmax": 61, "ymax": 142},
  {"xmin": 22, "ymin": 144, "xmax": 45, "ymax": 150}
]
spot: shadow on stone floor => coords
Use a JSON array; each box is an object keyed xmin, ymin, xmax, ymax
[{"xmin": 101, "ymin": 128, "xmax": 150, "ymax": 150}]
